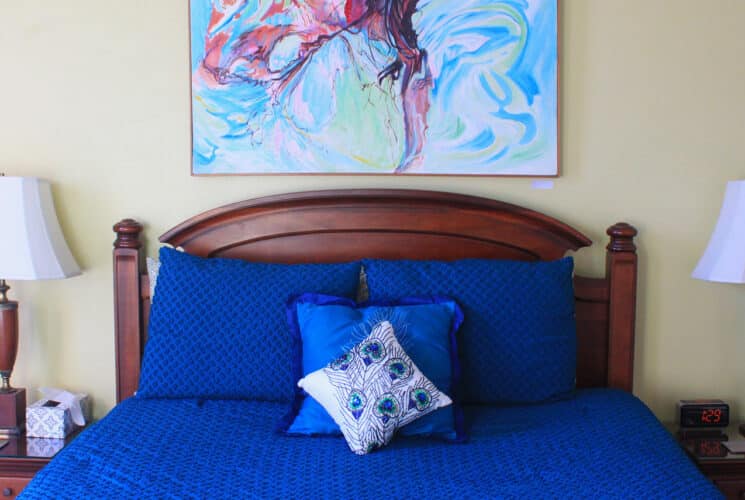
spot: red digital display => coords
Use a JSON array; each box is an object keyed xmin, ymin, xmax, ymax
[{"xmin": 701, "ymin": 409, "xmax": 722, "ymax": 424}]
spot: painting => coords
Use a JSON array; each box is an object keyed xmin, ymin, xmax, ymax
[{"xmin": 190, "ymin": 0, "xmax": 558, "ymax": 175}]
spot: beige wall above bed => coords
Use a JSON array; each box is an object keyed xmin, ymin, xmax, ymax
[{"xmin": 0, "ymin": 0, "xmax": 743, "ymax": 422}]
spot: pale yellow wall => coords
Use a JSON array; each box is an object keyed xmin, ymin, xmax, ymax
[{"xmin": 0, "ymin": 1, "xmax": 743, "ymax": 422}]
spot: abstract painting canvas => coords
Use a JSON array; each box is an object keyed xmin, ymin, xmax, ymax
[{"xmin": 190, "ymin": 1, "xmax": 558, "ymax": 175}]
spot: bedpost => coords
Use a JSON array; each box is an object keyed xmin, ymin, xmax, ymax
[
  {"xmin": 605, "ymin": 223, "xmax": 638, "ymax": 392},
  {"xmin": 113, "ymin": 219, "xmax": 143, "ymax": 403}
]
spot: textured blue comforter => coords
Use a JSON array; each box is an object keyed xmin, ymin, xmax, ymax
[{"xmin": 21, "ymin": 389, "xmax": 720, "ymax": 499}]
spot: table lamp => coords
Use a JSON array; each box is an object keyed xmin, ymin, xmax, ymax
[
  {"xmin": 693, "ymin": 180, "xmax": 745, "ymax": 284},
  {"xmin": 0, "ymin": 176, "xmax": 80, "ymax": 433}
]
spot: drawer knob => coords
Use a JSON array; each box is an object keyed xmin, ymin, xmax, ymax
[{"xmin": 2, "ymin": 487, "xmax": 12, "ymax": 497}]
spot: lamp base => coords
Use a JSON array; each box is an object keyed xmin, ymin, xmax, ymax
[{"xmin": 0, "ymin": 388, "xmax": 25, "ymax": 434}]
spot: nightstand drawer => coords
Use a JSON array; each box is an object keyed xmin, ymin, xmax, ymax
[
  {"xmin": 0, "ymin": 476, "xmax": 31, "ymax": 499},
  {"xmin": 715, "ymin": 479, "xmax": 745, "ymax": 499}
]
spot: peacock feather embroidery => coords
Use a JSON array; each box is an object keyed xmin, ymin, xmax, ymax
[{"xmin": 309, "ymin": 320, "xmax": 452, "ymax": 455}]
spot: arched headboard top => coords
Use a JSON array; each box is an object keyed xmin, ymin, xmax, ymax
[{"xmin": 159, "ymin": 189, "xmax": 592, "ymax": 263}]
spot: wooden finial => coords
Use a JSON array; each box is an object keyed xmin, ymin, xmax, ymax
[
  {"xmin": 113, "ymin": 219, "xmax": 143, "ymax": 249},
  {"xmin": 607, "ymin": 223, "xmax": 637, "ymax": 253}
]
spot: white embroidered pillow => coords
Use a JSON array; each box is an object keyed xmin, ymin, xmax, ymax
[{"xmin": 298, "ymin": 321, "xmax": 452, "ymax": 455}]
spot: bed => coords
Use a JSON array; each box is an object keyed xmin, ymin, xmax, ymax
[{"xmin": 20, "ymin": 189, "xmax": 719, "ymax": 499}]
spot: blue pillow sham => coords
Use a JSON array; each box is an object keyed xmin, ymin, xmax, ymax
[
  {"xmin": 137, "ymin": 247, "xmax": 361, "ymax": 402},
  {"xmin": 363, "ymin": 257, "xmax": 577, "ymax": 404},
  {"xmin": 280, "ymin": 294, "xmax": 465, "ymax": 441}
]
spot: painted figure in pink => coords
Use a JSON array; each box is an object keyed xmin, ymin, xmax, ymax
[{"xmin": 197, "ymin": 0, "xmax": 431, "ymax": 171}]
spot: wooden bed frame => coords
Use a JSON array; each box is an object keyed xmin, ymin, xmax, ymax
[{"xmin": 112, "ymin": 189, "xmax": 638, "ymax": 404}]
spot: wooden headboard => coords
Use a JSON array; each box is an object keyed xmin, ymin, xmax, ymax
[{"xmin": 112, "ymin": 189, "xmax": 637, "ymax": 403}]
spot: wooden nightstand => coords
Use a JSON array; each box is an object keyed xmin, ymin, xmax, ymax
[
  {"xmin": 0, "ymin": 429, "xmax": 81, "ymax": 499},
  {"xmin": 672, "ymin": 423, "xmax": 745, "ymax": 499}
]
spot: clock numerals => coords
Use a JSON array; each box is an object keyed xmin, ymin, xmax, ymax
[{"xmin": 701, "ymin": 409, "xmax": 722, "ymax": 424}]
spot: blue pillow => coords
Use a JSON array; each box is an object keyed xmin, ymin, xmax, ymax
[
  {"xmin": 280, "ymin": 294, "xmax": 465, "ymax": 441},
  {"xmin": 137, "ymin": 247, "xmax": 361, "ymax": 401},
  {"xmin": 363, "ymin": 257, "xmax": 577, "ymax": 403}
]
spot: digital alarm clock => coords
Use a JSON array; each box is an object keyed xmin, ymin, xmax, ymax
[{"xmin": 677, "ymin": 399, "xmax": 730, "ymax": 428}]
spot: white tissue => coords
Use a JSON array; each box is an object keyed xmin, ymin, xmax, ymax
[{"xmin": 39, "ymin": 387, "xmax": 87, "ymax": 426}]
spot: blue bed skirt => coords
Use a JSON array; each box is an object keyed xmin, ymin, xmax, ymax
[{"xmin": 21, "ymin": 389, "xmax": 720, "ymax": 499}]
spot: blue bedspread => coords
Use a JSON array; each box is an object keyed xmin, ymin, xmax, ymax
[{"xmin": 21, "ymin": 389, "xmax": 719, "ymax": 499}]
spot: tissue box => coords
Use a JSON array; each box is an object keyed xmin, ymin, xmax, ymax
[
  {"xmin": 26, "ymin": 400, "xmax": 74, "ymax": 438},
  {"xmin": 26, "ymin": 436, "xmax": 66, "ymax": 457}
]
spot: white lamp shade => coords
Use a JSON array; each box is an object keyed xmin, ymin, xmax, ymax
[
  {"xmin": 0, "ymin": 177, "xmax": 81, "ymax": 280},
  {"xmin": 692, "ymin": 180, "xmax": 745, "ymax": 283}
]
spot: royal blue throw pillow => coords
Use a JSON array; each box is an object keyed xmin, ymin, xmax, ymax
[
  {"xmin": 363, "ymin": 257, "xmax": 577, "ymax": 404},
  {"xmin": 279, "ymin": 294, "xmax": 465, "ymax": 441},
  {"xmin": 137, "ymin": 247, "xmax": 361, "ymax": 402}
]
